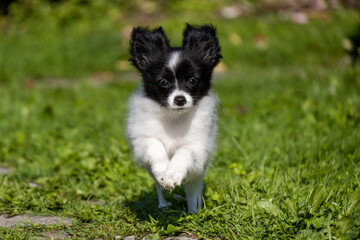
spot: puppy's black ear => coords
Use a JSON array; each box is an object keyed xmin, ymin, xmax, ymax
[
  {"xmin": 182, "ymin": 23, "xmax": 222, "ymax": 68},
  {"xmin": 129, "ymin": 27, "xmax": 170, "ymax": 72}
]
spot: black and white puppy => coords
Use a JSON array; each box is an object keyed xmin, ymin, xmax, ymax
[{"xmin": 127, "ymin": 24, "xmax": 222, "ymax": 214}]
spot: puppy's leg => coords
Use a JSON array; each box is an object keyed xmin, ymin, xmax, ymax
[
  {"xmin": 155, "ymin": 181, "xmax": 171, "ymax": 209},
  {"xmin": 185, "ymin": 176, "xmax": 204, "ymax": 214},
  {"xmin": 134, "ymin": 138, "xmax": 169, "ymax": 184},
  {"xmin": 162, "ymin": 146, "xmax": 207, "ymax": 213},
  {"xmin": 162, "ymin": 147, "xmax": 192, "ymax": 190},
  {"xmin": 136, "ymin": 138, "xmax": 171, "ymax": 210}
]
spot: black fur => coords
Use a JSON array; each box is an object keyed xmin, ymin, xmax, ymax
[
  {"xmin": 129, "ymin": 24, "xmax": 222, "ymax": 107},
  {"xmin": 129, "ymin": 26, "xmax": 170, "ymax": 74},
  {"xmin": 182, "ymin": 23, "xmax": 222, "ymax": 68}
]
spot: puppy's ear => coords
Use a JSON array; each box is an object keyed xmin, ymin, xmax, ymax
[
  {"xmin": 129, "ymin": 27, "xmax": 170, "ymax": 72},
  {"xmin": 182, "ymin": 23, "xmax": 222, "ymax": 68}
]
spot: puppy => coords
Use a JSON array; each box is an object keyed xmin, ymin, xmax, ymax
[{"xmin": 127, "ymin": 24, "xmax": 222, "ymax": 214}]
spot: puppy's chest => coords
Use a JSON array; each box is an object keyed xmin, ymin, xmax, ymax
[
  {"xmin": 149, "ymin": 114, "xmax": 200, "ymax": 150},
  {"xmin": 161, "ymin": 117, "xmax": 194, "ymax": 141}
]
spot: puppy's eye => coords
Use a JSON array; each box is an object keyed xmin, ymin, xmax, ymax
[
  {"xmin": 188, "ymin": 77, "xmax": 198, "ymax": 87},
  {"xmin": 159, "ymin": 79, "xmax": 170, "ymax": 88}
]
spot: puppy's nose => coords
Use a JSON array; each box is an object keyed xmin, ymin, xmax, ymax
[{"xmin": 174, "ymin": 95, "xmax": 186, "ymax": 106}]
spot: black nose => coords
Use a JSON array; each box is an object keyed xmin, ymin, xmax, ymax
[{"xmin": 174, "ymin": 95, "xmax": 186, "ymax": 106}]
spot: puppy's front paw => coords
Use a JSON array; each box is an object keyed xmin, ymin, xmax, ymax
[
  {"xmin": 152, "ymin": 162, "xmax": 168, "ymax": 183},
  {"xmin": 161, "ymin": 170, "xmax": 185, "ymax": 190}
]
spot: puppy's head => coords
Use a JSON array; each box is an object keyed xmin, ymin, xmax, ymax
[{"xmin": 129, "ymin": 24, "xmax": 222, "ymax": 110}]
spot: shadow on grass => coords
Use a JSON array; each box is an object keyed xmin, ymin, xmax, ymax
[{"xmin": 124, "ymin": 186, "xmax": 189, "ymax": 227}]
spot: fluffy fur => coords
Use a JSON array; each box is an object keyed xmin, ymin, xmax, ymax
[{"xmin": 127, "ymin": 24, "xmax": 222, "ymax": 213}]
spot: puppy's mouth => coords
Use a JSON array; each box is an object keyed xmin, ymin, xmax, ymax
[
  {"xmin": 171, "ymin": 107, "xmax": 187, "ymax": 111},
  {"xmin": 168, "ymin": 106, "xmax": 192, "ymax": 111}
]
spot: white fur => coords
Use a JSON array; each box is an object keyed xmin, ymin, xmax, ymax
[
  {"xmin": 167, "ymin": 51, "xmax": 180, "ymax": 72},
  {"xmin": 127, "ymin": 87, "xmax": 218, "ymax": 213}
]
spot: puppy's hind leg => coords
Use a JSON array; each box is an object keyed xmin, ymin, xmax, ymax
[
  {"xmin": 155, "ymin": 181, "xmax": 171, "ymax": 209},
  {"xmin": 185, "ymin": 176, "xmax": 204, "ymax": 214}
]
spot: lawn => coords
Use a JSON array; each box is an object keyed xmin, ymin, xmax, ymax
[{"xmin": 0, "ymin": 2, "xmax": 360, "ymax": 239}]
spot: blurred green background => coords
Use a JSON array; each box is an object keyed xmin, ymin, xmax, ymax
[
  {"xmin": 0, "ymin": 0, "xmax": 360, "ymax": 239},
  {"xmin": 0, "ymin": 0, "xmax": 359, "ymax": 85}
]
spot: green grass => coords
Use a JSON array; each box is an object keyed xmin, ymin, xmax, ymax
[{"xmin": 0, "ymin": 6, "xmax": 360, "ymax": 239}]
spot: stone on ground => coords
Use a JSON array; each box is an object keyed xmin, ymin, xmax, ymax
[
  {"xmin": 0, "ymin": 214, "xmax": 73, "ymax": 228},
  {"xmin": 0, "ymin": 167, "xmax": 12, "ymax": 174},
  {"xmin": 40, "ymin": 231, "xmax": 70, "ymax": 240}
]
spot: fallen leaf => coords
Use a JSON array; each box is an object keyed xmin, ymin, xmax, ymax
[{"xmin": 256, "ymin": 200, "xmax": 284, "ymax": 218}]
